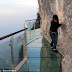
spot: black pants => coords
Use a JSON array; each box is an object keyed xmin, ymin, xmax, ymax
[{"xmin": 50, "ymin": 32, "xmax": 58, "ymax": 48}]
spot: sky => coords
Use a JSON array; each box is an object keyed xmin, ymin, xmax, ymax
[
  {"xmin": 0, "ymin": 0, "xmax": 38, "ymax": 24},
  {"xmin": 0, "ymin": 0, "xmax": 39, "ymax": 37}
]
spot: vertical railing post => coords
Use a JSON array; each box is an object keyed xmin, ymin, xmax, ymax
[
  {"xmin": 23, "ymin": 22, "xmax": 28, "ymax": 57},
  {"xmin": 29, "ymin": 22, "xmax": 31, "ymax": 40},
  {"xmin": 9, "ymin": 36, "xmax": 15, "ymax": 71},
  {"xmin": 34, "ymin": 21, "xmax": 36, "ymax": 38},
  {"xmin": 27, "ymin": 60, "xmax": 29, "ymax": 71},
  {"xmin": 24, "ymin": 22, "xmax": 29, "ymax": 71},
  {"xmin": 34, "ymin": 21, "xmax": 35, "ymax": 30}
]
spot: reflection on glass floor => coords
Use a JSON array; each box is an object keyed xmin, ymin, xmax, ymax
[{"xmin": 18, "ymin": 37, "xmax": 61, "ymax": 72}]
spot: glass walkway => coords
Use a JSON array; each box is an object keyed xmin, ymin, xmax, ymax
[
  {"xmin": 0, "ymin": 20, "xmax": 61, "ymax": 72},
  {"xmin": 18, "ymin": 29, "xmax": 62, "ymax": 72}
]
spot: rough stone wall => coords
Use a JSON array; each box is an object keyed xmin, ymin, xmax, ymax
[{"xmin": 38, "ymin": 0, "xmax": 72, "ymax": 72}]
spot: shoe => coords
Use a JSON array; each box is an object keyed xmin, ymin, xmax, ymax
[
  {"xmin": 51, "ymin": 46, "xmax": 53, "ymax": 49},
  {"xmin": 53, "ymin": 46, "xmax": 56, "ymax": 49},
  {"xmin": 53, "ymin": 48, "xmax": 56, "ymax": 51},
  {"xmin": 53, "ymin": 46, "xmax": 58, "ymax": 53},
  {"xmin": 50, "ymin": 43, "xmax": 53, "ymax": 48}
]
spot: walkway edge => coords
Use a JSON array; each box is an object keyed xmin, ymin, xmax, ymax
[
  {"xmin": 15, "ymin": 56, "xmax": 28, "ymax": 72},
  {"xmin": 41, "ymin": 32, "xmax": 51, "ymax": 43}
]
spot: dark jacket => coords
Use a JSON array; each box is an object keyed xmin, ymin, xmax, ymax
[{"xmin": 50, "ymin": 20, "xmax": 61, "ymax": 33}]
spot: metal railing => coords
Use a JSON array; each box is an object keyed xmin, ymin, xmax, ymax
[
  {"xmin": 0, "ymin": 19, "xmax": 41, "ymax": 72},
  {"xmin": 0, "ymin": 19, "xmax": 37, "ymax": 40},
  {"xmin": 0, "ymin": 28, "xmax": 27, "ymax": 40}
]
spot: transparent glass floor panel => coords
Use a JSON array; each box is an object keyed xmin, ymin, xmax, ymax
[
  {"xmin": 18, "ymin": 57, "xmax": 61, "ymax": 72},
  {"xmin": 28, "ymin": 48, "xmax": 41, "ymax": 58},
  {"xmin": 27, "ymin": 37, "xmax": 42, "ymax": 48},
  {"xmin": 18, "ymin": 35, "xmax": 61, "ymax": 72}
]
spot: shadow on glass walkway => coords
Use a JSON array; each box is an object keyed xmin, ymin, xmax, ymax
[{"xmin": 0, "ymin": 19, "xmax": 61, "ymax": 72}]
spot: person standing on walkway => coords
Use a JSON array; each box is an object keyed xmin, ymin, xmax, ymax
[{"xmin": 50, "ymin": 15, "xmax": 64, "ymax": 51}]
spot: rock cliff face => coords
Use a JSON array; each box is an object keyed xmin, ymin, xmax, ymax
[
  {"xmin": 38, "ymin": 0, "xmax": 72, "ymax": 72},
  {"xmin": 31, "ymin": 13, "xmax": 41, "ymax": 30}
]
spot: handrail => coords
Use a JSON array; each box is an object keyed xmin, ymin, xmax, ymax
[
  {"xmin": 0, "ymin": 19, "xmax": 37, "ymax": 40},
  {"xmin": 25, "ymin": 19, "xmax": 36, "ymax": 22},
  {"xmin": 0, "ymin": 28, "xmax": 28, "ymax": 40}
]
